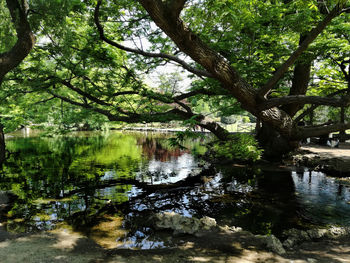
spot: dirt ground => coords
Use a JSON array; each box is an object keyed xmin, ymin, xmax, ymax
[
  {"xmin": 1, "ymin": 225, "xmax": 350, "ymax": 263},
  {"xmin": 301, "ymin": 142, "xmax": 350, "ymax": 160}
]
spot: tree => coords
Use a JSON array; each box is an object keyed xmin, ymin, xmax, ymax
[
  {"xmin": 97, "ymin": 0, "xmax": 350, "ymax": 157},
  {"xmin": 0, "ymin": 0, "xmax": 35, "ymax": 164},
  {"xmin": 3, "ymin": 0, "xmax": 350, "ymax": 159},
  {"xmin": 90, "ymin": 0, "xmax": 350, "ymax": 157}
]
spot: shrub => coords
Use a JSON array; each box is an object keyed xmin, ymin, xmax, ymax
[{"xmin": 212, "ymin": 134, "xmax": 262, "ymax": 162}]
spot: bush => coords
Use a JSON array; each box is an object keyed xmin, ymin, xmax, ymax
[{"xmin": 212, "ymin": 134, "xmax": 262, "ymax": 162}]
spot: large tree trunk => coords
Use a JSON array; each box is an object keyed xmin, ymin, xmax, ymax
[
  {"xmin": 257, "ymin": 123, "xmax": 299, "ymax": 159},
  {"xmin": 282, "ymin": 35, "xmax": 312, "ymax": 117}
]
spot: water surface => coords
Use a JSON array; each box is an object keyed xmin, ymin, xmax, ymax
[{"xmin": 1, "ymin": 131, "xmax": 350, "ymax": 248}]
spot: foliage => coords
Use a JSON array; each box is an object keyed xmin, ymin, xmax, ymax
[
  {"xmin": 0, "ymin": 1, "xmax": 16, "ymax": 53},
  {"xmin": 168, "ymin": 129, "xmax": 205, "ymax": 150},
  {"xmin": 212, "ymin": 134, "xmax": 263, "ymax": 162},
  {"xmin": 1, "ymin": 0, "xmax": 350, "ymax": 157}
]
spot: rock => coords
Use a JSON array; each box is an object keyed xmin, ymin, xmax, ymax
[
  {"xmin": 228, "ymin": 226, "xmax": 243, "ymax": 232},
  {"xmin": 283, "ymin": 226, "xmax": 350, "ymax": 249},
  {"xmin": 256, "ymin": 235, "xmax": 286, "ymax": 255},
  {"xmin": 282, "ymin": 228, "xmax": 322, "ymax": 249},
  {"xmin": 283, "ymin": 237, "xmax": 297, "ymax": 249},
  {"xmin": 154, "ymin": 212, "xmax": 216, "ymax": 235},
  {"xmin": 282, "ymin": 229, "xmax": 303, "ymax": 248},
  {"xmin": 283, "ymin": 229, "xmax": 309, "ymax": 241},
  {"xmin": 199, "ymin": 216, "xmax": 216, "ymax": 230},
  {"xmin": 325, "ymin": 226, "xmax": 349, "ymax": 238},
  {"xmin": 218, "ymin": 225, "xmax": 243, "ymax": 234},
  {"xmin": 283, "ymin": 228, "xmax": 302, "ymax": 239},
  {"xmin": 307, "ymin": 229, "xmax": 327, "ymax": 239},
  {"xmin": 292, "ymin": 152, "xmax": 350, "ymax": 177},
  {"xmin": 264, "ymin": 235, "xmax": 286, "ymax": 255},
  {"xmin": 299, "ymin": 230, "xmax": 311, "ymax": 241}
]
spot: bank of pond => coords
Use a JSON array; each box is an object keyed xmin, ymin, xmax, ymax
[{"xmin": 0, "ymin": 131, "xmax": 350, "ymax": 249}]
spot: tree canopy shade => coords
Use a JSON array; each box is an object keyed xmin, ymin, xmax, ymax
[
  {"xmin": 0, "ymin": 0, "xmax": 35, "ymax": 163},
  {"xmin": 0, "ymin": 0, "xmax": 34, "ymax": 84},
  {"xmin": 1, "ymin": 0, "xmax": 350, "ymax": 158}
]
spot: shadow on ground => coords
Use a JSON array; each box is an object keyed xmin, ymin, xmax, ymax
[{"xmin": 1, "ymin": 227, "xmax": 350, "ymax": 262}]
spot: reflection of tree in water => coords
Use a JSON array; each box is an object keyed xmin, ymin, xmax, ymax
[
  {"xmin": 0, "ymin": 132, "xmax": 200, "ymax": 235},
  {"xmin": 0, "ymin": 134, "xmax": 141, "ymax": 232},
  {"xmin": 138, "ymin": 137, "xmax": 189, "ymax": 162},
  {"xmin": 0, "ymin": 133, "xmax": 314, "ymax": 245},
  {"xmin": 118, "ymin": 167, "xmax": 303, "ymax": 238}
]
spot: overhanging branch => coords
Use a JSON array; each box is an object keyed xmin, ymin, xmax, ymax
[
  {"xmin": 94, "ymin": 0, "xmax": 212, "ymax": 78},
  {"xmin": 0, "ymin": 0, "xmax": 35, "ymax": 84},
  {"xmin": 47, "ymin": 89, "xmax": 193, "ymax": 123},
  {"xmin": 260, "ymin": 94, "xmax": 350, "ymax": 110},
  {"xmin": 165, "ymin": 0, "xmax": 187, "ymax": 19},
  {"xmin": 295, "ymin": 122, "xmax": 350, "ymax": 139},
  {"xmin": 294, "ymin": 89, "xmax": 349, "ymax": 123}
]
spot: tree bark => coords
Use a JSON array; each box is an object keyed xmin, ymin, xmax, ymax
[
  {"xmin": 0, "ymin": 123, "xmax": 5, "ymax": 165},
  {"xmin": 199, "ymin": 121, "xmax": 230, "ymax": 141},
  {"xmin": 257, "ymin": 123, "xmax": 299, "ymax": 159},
  {"xmin": 0, "ymin": 0, "xmax": 35, "ymax": 85},
  {"xmin": 282, "ymin": 35, "xmax": 312, "ymax": 117},
  {"xmin": 339, "ymin": 106, "xmax": 346, "ymax": 142},
  {"xmin": 308, "ymin": 107, "xmax": 314, "ymax": 125}
]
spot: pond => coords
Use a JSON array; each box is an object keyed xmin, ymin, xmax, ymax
[{"xmin": 1, "ymin": 131, "xmax": 350, "ymax": 249}]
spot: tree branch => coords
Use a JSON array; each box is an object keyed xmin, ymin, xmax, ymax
[
  {"xmin": 260, "ymin": 95, "xmax": 350, "ymax": 110},
  {"xmin": 112, "ymin": 91, "xmax": 139, "ymax": 96},
  {"xmin": 138, "ymin": 0, "xmax": 257, "ymax": 111},
  {"xmin": 94, "ymin": 0, "xmax": 212, "ymax": 78},
  {"xmin": 294, "ymin": 122, "xmax": 350, "ymax": 139},
  {"xmin": 48, "ymin": 90, "xmax": 124, "ymax": 120},
  {"xmin": 165, "ymin": 0, "xmax": 187, "ymax": 19},
  {"xmin": 174, "ymin": 88, "xmax": 227, "ymax": 100},
  {"xmin": 61, "ymin": 81, "xmax": 112, "ymax": 107},
  {"xmin": 174, "ymin": 99, "xmax": 192, "ymax": 113},
  {"xmin": 49, "ymin": 83, "xmax": 230, "ymax": 139},
  {"xmin": 47, "ymin": 88, "xmax": 199, "ymax": 123},
  {"xmin": 60, "ymin": 80, "xmax": 141, "ymax": 117},
  {"xmin": 257, "ymin": 4, "xmax": 344, "ymax": 98},
  {"xmin": 281, "ymin": 34, "xmax": 312, "ymax": 117},
  {"xmin": 340, "ymin": 59, "xmax": 350, "ymax": 80},
  {"xmin": 0, "ymin": 0, "xmax": 35, "ymax": 84},
  {"xmin": 32, "ymin": 96, "xmax": 55, "ymax": 105},
  {"xmin": 294, "ymin": 89, "xmax": 350, "ymax": 123},
  {"xmin": 341, "ymin": 7, "xmax": 350, "ymax": 13}
]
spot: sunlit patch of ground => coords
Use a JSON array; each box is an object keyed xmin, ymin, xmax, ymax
[
  {"xmin": 1, "ymin": 227, "xmax": 350, "ymax": 262},
  {"xmin": 0, "ymin": 231, "xmax": 104, "ymax": 263},
  {"xmin": 88, "ymin": 215, "xmax": 128, "ymax": 249},
  {"xmin": 301, "ymin": 142, "xmax": 350, "ymax": 159}
]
